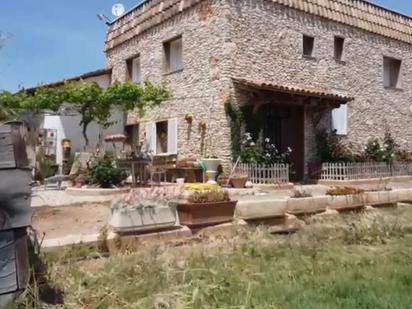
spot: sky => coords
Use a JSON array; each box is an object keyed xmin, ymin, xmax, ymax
[{"xmin": 0, "ymin": 0, "xmax": 411, "ymax": 92}]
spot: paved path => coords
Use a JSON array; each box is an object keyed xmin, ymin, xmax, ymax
[{"xmin": 31, "ymin": 188, "xmax": 126, "ymax": 208}]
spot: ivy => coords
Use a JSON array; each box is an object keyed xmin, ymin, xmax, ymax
[{"xmin": 224, "ymin": 99, "xmax": 243, "ymax": 161}]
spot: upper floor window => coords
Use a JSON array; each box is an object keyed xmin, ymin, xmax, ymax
[
  {"xmin": 126, "ymin": 56, "xmax": 141, "ymax": 84},
  {"xmin": 302, "ymin": 35, "xmax": 315, "ymax": 57},
  {"xmin": 383, "ymin": 56, "xmax": 401, "ymax": 89},
  {"xmin": 334, "ymin": 36, "xmax": 345, "ymax": 61},
  {"xmin": 163, "ymin": 36, "xmax": 183, "ymax": 73}
]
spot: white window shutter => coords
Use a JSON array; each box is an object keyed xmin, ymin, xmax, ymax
[
  {"xmin": 167, "ymin": 118, "xmax": 178, "ymax": 154},
  {"xmin": 132, "ymin": 57, "xmax": 141, "ymax": 84},
  {"xmin": 145, "ymin": 122, "xmax": 157, "ymax": 154},
  {"xmin": 332, "ymin": 104, "xmax": 348, "ymax": 135},
  {"xmin": 170, "ymin": 38, "xmax": 182, "ymax": 71}
]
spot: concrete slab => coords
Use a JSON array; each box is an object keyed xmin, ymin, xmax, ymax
[
  {"xmin": 235, "ymin": 196, "xmax": 288, "ymax": 220},
  {"xmin": 287, "ymin": 196, "xmax": 328, "ymax": 215},
  {"xmin": 65, "ymin": 187, "xmax": 130, "ymax": 196},
  {"xmin": 107, "ymin": 226, "xmax": 192, "ymax": 252},
  {"xmin": 194, "ymin": 220, "xmax": 248, "ymax": 239}
]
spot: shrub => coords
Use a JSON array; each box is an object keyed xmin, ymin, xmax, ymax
[
  {"xmin": 315, "ymin": 129, "xmax": 353, "ymax": 162},
  {"xmin": 327, "ymin": 186, "xmax": 364, "ymax": 196},
  {"xmin": 364, "ymin": 130, "xmax": 398, "ymax": 163},
  {"xmin": 291, "ymin": 190, "xmax": 312, "ymax": 198},
  {"xmin": 88, "ymin": 158, "xmax": 125, "ymax": 188},
  {"xmin": 240, "ymin": 132, "xmax": 292, "ymax": 164}
]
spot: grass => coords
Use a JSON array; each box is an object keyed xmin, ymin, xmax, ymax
[{"xmin": 15, "ymin": 204, "xmax": 412, "ymax": 308}]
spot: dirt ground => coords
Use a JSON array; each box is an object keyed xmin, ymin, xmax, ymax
[{"xmin": 32, "ymin": 203, "xmax": 111, "ymax": 239}]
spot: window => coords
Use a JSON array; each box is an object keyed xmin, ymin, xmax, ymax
[
  {"xmin": 127, "ymin": 56, "xmax": 141, "ymax": 84},
  {"xmin": 156, "ymin": 121, "xmax": 168, "ymax": 154},
  {"xmin": 334, "ymin": 36, "xmax": 344, "ymax": 61},
  {"xmin": 163, "ymin": 36, "xmax": 183, "ymax": 73},
  {"xmin": 146, "ymin": 118, "xmax": 178, "ymax": 154},
  {"xmin": 383, "ymin": 56, "xmax": 402, "ymax": 88},
  {"xmin": 302, "ymin": 35, "xmax": 315, "ymax": 57},
  {"xmin": 331, "ymin": 104, "xmax": 348, "ymax": 135}
]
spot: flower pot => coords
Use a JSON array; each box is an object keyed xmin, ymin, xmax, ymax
[
  {"xmin": 230, "ymin": 177, "xmax": 248, "ymax": 189},
  {"xmin": 109, "ymin": 206, "xmax": 177, "ymax": 233},
  {"xmin": 287, "ymin": 196, "xmax": 328, "ymax": 215},
  {"xmin": 201, "ymin": 158, "xmax": 221, "ymax": 172},
  {"xmin": 327, "ymin": 194, "xmax": 366, "ymax": 211},
  {"xmin": 177, "ymin": 200, "xmax": 237, "ymax": 228}
]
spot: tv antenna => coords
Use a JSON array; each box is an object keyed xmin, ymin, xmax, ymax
[
  {"xmin": 97, "ymin": 14, "xmax": 111, "ymax": 25},
  {"xmin": 112, "ymin": 3, "xmax": 125, "ymax": 18}
]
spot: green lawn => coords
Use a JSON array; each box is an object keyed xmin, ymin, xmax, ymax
[{"xmin": 16, "ymin": 204, "xmax": 412, "ymax": 308}]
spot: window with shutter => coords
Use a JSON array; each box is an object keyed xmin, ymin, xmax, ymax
[
  {"xmin": 331, "ymin": 104, "xmax": 348, "ymax": 135},
  {"xmin": 164, "ymin": 36, "xmax": 183, "ymax": 73},
  {"xmin": 167, "ymin": 118, "xmax": 178, "ymax": 155},
  {"xmin": 145, "ymin": 122, "xmax": 157, "ymax": 154},
  {"xmin": 132, "ymin": 57, "xmax": 141, "ymax": 84}
]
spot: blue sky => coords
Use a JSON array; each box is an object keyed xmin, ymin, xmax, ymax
[{"xmin": 0, "ymin": 0, "xmax": 411, "ymax": 91}]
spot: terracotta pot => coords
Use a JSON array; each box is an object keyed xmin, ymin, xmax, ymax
[
  {"xmin": 230, "ymin": 177, "xmax": 248, "ymax": 188},
  {"xmin": 177, "ymin": 200, "xmax": 237, "ymax": 228}
]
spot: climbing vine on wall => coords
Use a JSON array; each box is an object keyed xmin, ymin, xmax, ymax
[{"xmin": 224, "ymin": 99, "xmax": 243, "ymax": 161}]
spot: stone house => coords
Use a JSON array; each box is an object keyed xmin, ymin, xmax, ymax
[{"xmin": 105, "ymin": 0, "xmax": 412, "ymax": 181}]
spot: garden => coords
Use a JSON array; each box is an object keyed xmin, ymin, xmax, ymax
[{"xmin": 17, "ymin": 204, "xmax": 412, "ymax": 308}]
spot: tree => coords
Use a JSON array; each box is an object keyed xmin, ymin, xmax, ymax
[
  {"xmin": 0, "ymin": 80, "xmax": 171, "ymax": 148},
  {"xmin": 63, "ymin": 80, "xmax": 171, "ymax": 147}
]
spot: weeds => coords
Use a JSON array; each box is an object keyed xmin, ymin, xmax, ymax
[{"xmin": 15, "ymin": 205, "xmax": 412, "ymax": 308}]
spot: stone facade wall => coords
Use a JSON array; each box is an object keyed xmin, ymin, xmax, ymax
[
  {"xmin": 106, "ymin": 0, "xmax": 412, "ymax": 176},
  {"xmin": 106, "ymin": 0, "xmax": 234, "ymax": 164},
  {"xmin": 226, "ymin": 0, "xmax": 412, "ymax": 154}
]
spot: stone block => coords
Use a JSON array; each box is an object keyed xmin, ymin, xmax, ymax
[
  {"xmin": 194, "ymin": 220, "xmax": 248, "ymax": 239},
  {"xmin": 365, "ymin": 190, "xmax": 399, "ymax": 207},
  {"xmin": 287, "ymin": 196, "xmax": 328, "ymax": 215},
  {"xmin": 327, "ymin": 194, "xmax": 366, "ymax": 211},
  {"xmin": 235, "ymin": 197, "xmax": 288, "ymax": 220},
  {"xmin": 396, "ymin": 189, "xmax": 412, "ymax": 203},
  {"xmin": 106, "ymin": 226, "xmax": 192, "ymax": 252}
]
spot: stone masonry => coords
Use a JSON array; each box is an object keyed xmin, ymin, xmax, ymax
[{"xmin": 106, "ymin": 0, "xmax": 412, "ymax": 176}]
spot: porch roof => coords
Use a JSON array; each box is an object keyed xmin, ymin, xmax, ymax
[{"xmin": 232, "ymin": 78, "xmax": 354, "ymax": 103}]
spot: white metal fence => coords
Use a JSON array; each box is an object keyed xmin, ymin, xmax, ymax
[
  {"xmin": 321, "ymin": 162, "xmax": 412, "ymax": 180},
  {"xmin": 235, "ymin": 163, "xmax": 289, "ymax": 184}
]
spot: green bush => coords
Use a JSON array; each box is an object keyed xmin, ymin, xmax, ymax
[{"xmin": 88, "ymin": 158, "xmax": 125, "ymax": 188}]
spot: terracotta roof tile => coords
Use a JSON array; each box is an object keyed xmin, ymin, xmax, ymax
[
  {"xmin": 105, "ymin": 0, "xmax": 412, "ymax": 51},
  {"xmin": 232, "ymin": 78, "xmax": 354, "ymax": 102}
]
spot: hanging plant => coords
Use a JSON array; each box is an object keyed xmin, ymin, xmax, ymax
[
  {"xmin": 224, "ymin": 99, "xmax": 243, "ymax": 161},
  {"xmin": 185, "ymin": 113, "xmax": 194, "ymax": 123},
  {"xmin": 199, "ymin": 121, "xmax": 207, "ymax": 131}
]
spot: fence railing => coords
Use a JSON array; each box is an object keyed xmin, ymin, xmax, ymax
[
  {"xmin": 321, "ymin": 162, "xmax": 412, "ymax": 181},
  {"xmin": 235, "ymin": 163, "xmax": 289, "ymax": 184}
]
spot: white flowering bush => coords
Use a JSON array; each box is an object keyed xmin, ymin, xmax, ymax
[
  {"xmin": 364, "ymin": 131, "xmax": 397, "ymax": 163},
  {"xmin": 239, "ymin": 132, "xmax": 292, "ymax": 164}
]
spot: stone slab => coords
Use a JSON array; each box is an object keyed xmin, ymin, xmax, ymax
[
  {"xmin": 365, "ymin": 190, "xmax": 399, "ymax": 207},
  {"xmin": 107, "ymin": 226, "xmax": 192, "ymax": 252},
  {"xmin": 235, "ymin": 197, "xmax": 288, "ymax": 220},
  {"xmin": 327, "ymin": 194, "xmax": 366, "ymax": 211},
  {"xmin": 194, "ymin": 220, "xmax": 248, "ymax": 238},
  {"xmin": 287, "ymin": 196, "xmax": 328, "ymax": 215}
]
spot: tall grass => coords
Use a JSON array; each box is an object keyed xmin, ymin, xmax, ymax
[{"xmin": 16, "ymin": 205, "xmax": 412, "ymax": 308}]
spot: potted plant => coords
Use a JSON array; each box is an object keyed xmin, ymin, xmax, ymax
[
  {"xmin": 230, "ymin": 170, "xmax": 248, "ymax": 188},
  {"xmin": 326, "ymin": 186, "xmax": 365, "ymax": 211},
  {"xmin": 177, "ymin": 183, "xmax": 237, "ymax": 228},
  {"xmin": 201, "ymin": 156, "xmax": 221, "ymax": 183},
  {"xmin": 88, "ymin": 157, "xmax": 126, "ymax": 188},
  {"xmin": 109, "ymin": 187, "xmax": 179, "ymax": 233}
]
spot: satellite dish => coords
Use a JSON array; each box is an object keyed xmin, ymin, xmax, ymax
[{"xmin": 112, "ymin": 3, "xmax": 125, "ymax": 17}]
